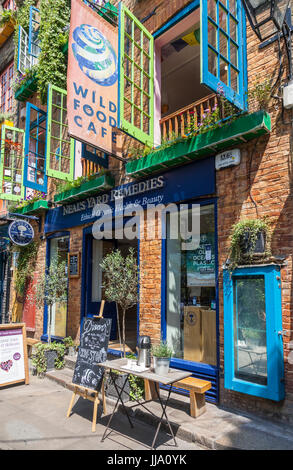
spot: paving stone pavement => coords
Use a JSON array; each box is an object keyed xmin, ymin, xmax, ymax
[{"xmin": 0, "ymin": 375, "xmax": 207, "ymax": 451}]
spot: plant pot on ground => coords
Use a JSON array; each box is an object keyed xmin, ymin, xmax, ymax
[
  {"xmin": 151, "ymin": 341, "xmax": 173, "ymax": 375},
  {"xmin": 32, "ymin": 342, "xmax": 66, "ymax": 376}
]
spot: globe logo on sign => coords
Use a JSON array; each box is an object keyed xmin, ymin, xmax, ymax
[
  {"xmin": 72, "ymin": 24, "xmax": 118, "ymax": 86},
  {"xmin": 8, "ymin": 220, "xmax": 34, "ymax": 246}
]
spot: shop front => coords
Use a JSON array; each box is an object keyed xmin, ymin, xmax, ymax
[{"xmin": 44, "ymin": 155, "xmax": 219, "ymax": 400}]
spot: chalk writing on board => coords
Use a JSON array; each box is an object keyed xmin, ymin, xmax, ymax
[{"xmin": 72, "ymin": 317, "xmax": 111, "ymax": 391}]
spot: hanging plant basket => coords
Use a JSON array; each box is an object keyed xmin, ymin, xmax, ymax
[{"xmin": 229, "ymin": 218, "xmax": 272, "ymax": 271}]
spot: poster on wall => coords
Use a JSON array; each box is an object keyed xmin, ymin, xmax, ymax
[
  {"xmin": 67, "ymin": 0, "xmax": 121, "ymax": 156},
  {"xmin": 0, "ymin": 323, "xmax": 29, "ymax": 387},
  {"xmin": 185, "ymin": 233, "xmax": 215, "ymax": 287}
]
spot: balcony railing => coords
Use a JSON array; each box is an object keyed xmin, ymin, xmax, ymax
[
  {"xmin": 160, "ymin": 94, "xmax": 218, "ymax": 142},
  {"xmin": 81, "ymin": 158, "xmax": 100, "ymax": 177}
]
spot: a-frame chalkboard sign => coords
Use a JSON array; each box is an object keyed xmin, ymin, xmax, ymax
[{"xmin": 67, "ymin": 304, "xmax": 111, "ymax": 432}]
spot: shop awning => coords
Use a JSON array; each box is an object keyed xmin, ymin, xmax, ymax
[
  {"xmin": 54, "ymin": 173, "xmax": 115, "ymax": 204},
  {"xmin": 126, "ymin": 110, "xmax": 271, "ymax": 179}
]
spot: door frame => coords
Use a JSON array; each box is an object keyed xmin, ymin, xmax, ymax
[
  {"xmin": 80, "ymin": 224, "xmax": 141, "ymax": 351},
  {"xmin": 161, "ymin": 197, "xmax": 220, "ymax": 403}
]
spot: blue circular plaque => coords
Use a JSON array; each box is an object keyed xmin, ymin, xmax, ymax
[{"xmin": 8, "ymin": 220, "xmax": 34, "ymax": 246}]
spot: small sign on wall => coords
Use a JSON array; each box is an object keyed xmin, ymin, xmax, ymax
[
  {"xmin": 215, "ymin": 148, "xmax": 241, "ymax": 170},
  {"xmin": 68, "ymin": 252, "xmax": 80, "ymax": 278}
]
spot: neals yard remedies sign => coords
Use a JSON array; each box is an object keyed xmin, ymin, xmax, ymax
[
  {"xmin": 0, "ymin": 323, "xmax": 29, "ymax": 387},
  {"xmin": 72, "ymin": 317, "xmax": 111, "ymax": 391}
]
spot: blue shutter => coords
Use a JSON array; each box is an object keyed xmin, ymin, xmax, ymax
[
  {"xmin": 23, "ymin": 103, "xmax": 47, "ymax": 192},
  {"xmin": 200, "ymin": 0, "xmax": 247, "ymax": 110},
  {"xmin": 28, "ymin": 6, "xmax": 41, "ymax": 58}
]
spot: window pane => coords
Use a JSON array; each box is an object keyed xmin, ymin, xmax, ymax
[
  {"xmin": 233, "ymin": 276, "xmax": 267, "ymax": 385},
  {"xmin": 208, "ymin": 47, "xmax": 218, "ymax": 77},
  {"xmin": 166, "ymin": 205, "xmax": 217, "ymax": 365},
  {"xmin": 208, "ymin": 0, "xmax": 217, "ymax": 22},
  {"xmin": 208, "ymin": 20, "xmax": 217, "ymax": 49}
]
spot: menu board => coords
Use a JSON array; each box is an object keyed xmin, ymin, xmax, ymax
[
  {"xmin": 72, "ymin": 317, "xmax": 111, "ymax": 391},
  {"xmin": 68, "ymin": 252, "xmax": 80, "ymax": 278},
  {"xmin": 0, "ymin": 324, "xmax": 29, "ymax": 387}
]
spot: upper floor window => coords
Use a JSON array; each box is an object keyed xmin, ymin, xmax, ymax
[
  {"xmin": 0, "ymin": 62, "xmax": 14, "ymax": 114},
  {"xmin": 2, "ymin": 0, "xmax": 16, "ymax": 10}
]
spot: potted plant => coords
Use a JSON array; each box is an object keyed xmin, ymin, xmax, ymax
[
  {"xmin": 229, "ymin": 218, "xmax": 271, "ymax": 271},
  {"xmin": 30, "ymin": 259, "xmax": 68, "ymax": 368},
  {"xmin": 32, "ymin": 341, "xmax": 66, "ymax": 376},
  {"xmin": 151, "ymin": 341, "xmax": 173, "ymax": 375},
  {"xmin": 100, "ymin": 248, "xmax": 139, "ymax": 402},
  {"xmin": 63, "ymin": 336, "xmax": 76, "ymax": 356}
]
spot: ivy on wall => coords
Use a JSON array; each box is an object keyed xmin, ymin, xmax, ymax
[{"xmin": 13, "ymin": 0, "xmax": 69, "ymax": 103}]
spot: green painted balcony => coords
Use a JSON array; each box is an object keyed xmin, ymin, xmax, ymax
[
  {"xmin": 13, "ymin": 199, "xmax": 49, "ymax": 215},
  {"xmin": 126, "ymin": 110, "xmax": 271, "ymax": 179}
]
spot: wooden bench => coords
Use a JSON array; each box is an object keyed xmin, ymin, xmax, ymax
[
  {"xmin": 173, "ymin": 377, "xmax": 212, "ymax": 417},
  {"xmin": 144, "ymin": 376, "xmax": 212, "ymax": 418},
  {"xmin": 26, "ymin": 338, "xmax": 41, "ymax": 357}
]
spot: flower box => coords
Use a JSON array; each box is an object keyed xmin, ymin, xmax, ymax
[
  {"xmin": 15, "ymin": 74, "xmax": 38, "ymax": 102},
  {"xmin": 54, "ymin": 173, "xmax": 115, "ymax": 204},
  {"xmin": 13, "ymin": 200, "xmax": 49, "ymax": 215},
  {"xmin": 0, "ymin": 17, "xmax": 15, "ymax": 47}
]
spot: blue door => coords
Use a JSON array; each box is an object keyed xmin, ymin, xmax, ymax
[{"xmin": 84, "ymin": 233, "xmax": 117, "ymax": 340}]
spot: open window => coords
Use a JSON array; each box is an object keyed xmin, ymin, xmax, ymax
[
  {"xmin": 24, "ymin": 103, "xmax": 47, "ymax": 192},
  {"xmin": 17, "ymin": 26, "xmax": 35, "ymax": 74},
  {"xmin": 117, "ymin": 0, "xmax": 247, "ymax": 146},
  {"xmin": 28, "ymin": 6, "xmax": 41, "ymax": 58},
  {"xmin": 46, "ymin": 84, "xmax": 74, "ymax": 181},
  {"xmin": 0, "ymin": 125, "xmax": 25, "ymax": 201}
]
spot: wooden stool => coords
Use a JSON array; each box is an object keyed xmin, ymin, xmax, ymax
[
  {"xmin": 67, "ymin": 381, "xmax": 107, "ymax": 432},
  {"xmin": 173, "ymin": 377, "xmax": 212, "ymax": 417},
  {"xmin": 26, "ymin": 338, "xmax": 41, "ymax": 357}
]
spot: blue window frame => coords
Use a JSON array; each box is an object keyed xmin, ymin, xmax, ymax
[
  {"xmin": 223, "ymin": 265, "xmax": 285, "ymax": 401},
  {"xmin": 81, "ymin": 143, "xmax": 109, "ymax": 168},
  {"xmin": 24, "ymin": 102, "xmax": 47, "ymax": 192},
  {"xmin": 28, "ymin": 6, "xmax": 41, "ymax": 58},
  {"xmin": 200, "ymin": 0, "xmax": 247, "ymax": 110}
]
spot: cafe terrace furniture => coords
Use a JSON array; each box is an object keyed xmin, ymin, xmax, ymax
[{"xmin": 98, "ymin": 358, "xmax": 192, "ymax": 450}]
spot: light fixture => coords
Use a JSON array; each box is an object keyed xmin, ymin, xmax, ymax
[{"xmin": 242, "ymin": 0, "xmax": 290, "ymax": 42}]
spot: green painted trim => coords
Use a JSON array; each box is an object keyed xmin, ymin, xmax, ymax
[
  {"xmin": 14, "ymin": 74, "xmax": 38, "ymax": 102},
  {"xmin": 14, "ymin": 199, "xmax": 49, "ymax": 215},
  {"xmin": 46, "ymin": 84, "xmax": 74, "ymax": 181},
  {"xmin": 119, "ymin": 4, "xmax": 154, "ymax": 147},
  {"xmin": 0, "ymin": 125, "xmax": 25, "ymax": 201},
  {"xmin": 126, "ymin": 111, "xmax": 271, "ymax": 178},
  {"xmin": 54, "ymin": 174, "xmax": 115, "ymax": 204}
]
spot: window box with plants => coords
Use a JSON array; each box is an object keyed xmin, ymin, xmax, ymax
[
  {"xmin": 0, "ymin": 8, "xmax": 16, "ymax": 47},
  {"xmin": 54, "ymin": 171, "xmax": 115, "ymax": 204},
  {"xmin": 10, "ymin": 192, "xmax": 50, "ymax": 215},
  {"xmin": 14, "ymin": 68, "xmax": 38, "ymax": 102}
]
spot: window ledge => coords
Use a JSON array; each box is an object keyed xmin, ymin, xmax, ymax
[
  {"xmin": 126, "ymin": 110, "xmax": 271, "ymax": 179},
  {"xmin": 54, "ymin": 173, "xmax": 115, "ymax": 204}
]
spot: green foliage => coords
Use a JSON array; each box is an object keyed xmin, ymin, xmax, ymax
[
  {"xmin": 32, "ymin": 341, "xmax": 66, "ymax": 376},
  {"xmin": 13, "ymin": 0, "xmax": 69, "ymax": 102},
  {"xmin": 37, "ymin": 0, "xmax": 70, "ymax": 103},
  {"xmin": 14, "ymin": 241, "xmax": 39, "ymax": 298},
  {"xmin": 248, "ymin": 78, "xmax": 271, "ymax": 111},
  {"xmin": 0, "ymin": 112, "xmax": 13, "ymax": 124},
  {"xmin": 151, "ymin": 340, "xmax": 173, "ymax": 358},
  {"xmin": 55, "ymin": 169, "xmax": 110, "ymax": 194},
  {"xmin": 0, "ymin": 8, "xmax": 16, "ymax": 27},
  {"xmin": 126, "ymin": 353, "xmax": 145, "ymax": 400},
  {"xmin": 229, "ymin": 218, "xmax": 272, "ymax": 271},
  {"xmin": 100, "ymin": 248, "xmax": 139, "ymax": 357},
  {"xmin": 63, "ymin": 336, "xmax": 74, "ymax": 348}
]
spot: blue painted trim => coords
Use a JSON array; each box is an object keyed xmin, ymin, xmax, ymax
[
  {"xmin": 81, "ymin": 143, "xmax": 109, "ymax": 168},
  {"xmin": 117, "ymin": 1, "xmax": 122, "ymax": 130},
  {"xmin": 153, "ymin": 0, "xmax": 200, "ymax": 38},
  {"xmin": 161, "ymin": 198, "xmax": 219, "ymax": 402},
  {"xmin": 43, "ymin": 231, "xmax": 70, "ymax": 339},
  {"xmin": 28, "ymin": 6, "xmax": 40, "ymax": 58},
  {"xmin": 24, "ymin": 102, "xmax": 47, "ymax": 193},
  {"xmin": 17, "ymin": 25, "xmax": 22, "ymax": 73},
  {"xmin": 223, "ymin": 265, "xmax": 285, "ymax": 401},
  {"xmin": 200, "ymin": 0, "xmax": 247, "ymax": 110}
]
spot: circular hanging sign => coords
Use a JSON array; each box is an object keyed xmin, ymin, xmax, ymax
[{"xmin": 8, "ymin": 220, "xmax": 34, "ymax": 246}]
